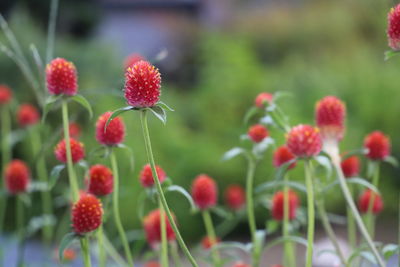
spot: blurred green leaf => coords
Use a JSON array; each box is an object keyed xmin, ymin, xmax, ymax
[
  {"xmin": 222, "ymin": 147, "xmax": 247, "ymax": 161},
  {"xmin": 49, "ymin": 164, "xmax": 65, "ymax": 189},
  {"xmin": 382, "ymin": 243, "xmax": 398, "ymax": 260},
  {"xmin": 243, "ymin": 106, "xmax": 260, "ymax": 125},
  {"xmin": 26, "ymin": 215, "xmax": 56, "ymax": 237},
  {"xmin": 384, "ymin": 156, "xmax": 398, "ymax": 167},
  {"xmin": 105, "ymin": 106, "xmax": 133, "ymax": 131},
  {"xmin": 323, "ymin": 177, "xmax": 379, "ymax": 193},
  {"xmin": 157, "ymin": 101, "xmax": 174, "ymax": 111},
  {"xmin": 166, "ymin": 185, "xmax": 197, "ymax": 212},
  {"xmin": 149, "ymin": 106, "xmax": 167, "ymax": 125},
  {"xmin": 384, "ymin": 50, "xmax": 400, "ymax": 61},
  {"xmin": 42, "ymin": 95, "xmax": 62, "ymax": 122},
  {"xmin": 70, "ymin": 94, "xmax": 93, "ymax": 118},
  {"xmin": 59, "ymin": 232, "xmax": 79, "ymax": 261}
]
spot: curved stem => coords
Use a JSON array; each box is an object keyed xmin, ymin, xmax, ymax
[
  {"xmin": 283, "ymin": 174, "xmax": 295, "ymax": 267},
  {"xmin": 110, "ymin": 150, "xmax": 134, "ymax": 267},
  {"xmin": 0, "ymin": 106, "xmax": 11, "ymax": 233},
  {"xmin": 304, "ymin": 160, "xmax": 315, "ymax": 267},
  {"xmin": 366, "ymin": 162, "xmax": 380, "ymax": 238},
  {"xmin": 202, "ymin": 210, "xmax": 220, "ymax": 266},
  {"xmin": 159, "ymin": 197, "xmax": 169, "ymax": 267},
  {"xmin": 97, "ymin": 224, "xmax": 106, "ymax": 267},
  {"xmin": 81, "ymin": 237, "xmax": 92, "ymax": 267},
  {"xmin": 140, "ymin": 110, "xmax": 198, "ymax": 267},
  {"xmin": 347, "ymin": 184, "xmax": 356, "ymax": 249}
]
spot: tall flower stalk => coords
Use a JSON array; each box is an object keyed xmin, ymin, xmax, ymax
[
  {"xmin": 0, "ymin": 107, "xmax": 11, "ymax": 232},
  {"xmin": 282, "ymin": 175, "xmax": 296, "ymax": 267},
  {"xmin": 304, "ymin": 160, "xmax": 315, "ymax": 267},
  {"xmin": 202, "ymin": 210, "xmax": 220, "ymax": 266}
]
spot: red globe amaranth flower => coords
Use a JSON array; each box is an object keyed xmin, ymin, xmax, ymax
[
  {"xmin": 17, "ymin": 104, "xmax": 40, "ymax": 127},
  {"xmin": 46, "ymin": 58, "xmax": 78, "ymax": 95},
  {"xmin": 358, "ymin": 189, "xmax": 384, "ymax": 214},
  {"xmin": 224, "ymin": 185, "xmax": 245, "ymax": 210},
  {"xmin": 72, "ymin": 193, "xmax": 103, "ymax": 234},
  {"xmin": 87, "ymin": 164, "xmax": 113, "ymax": 196},
  {"xmin": 192, "ymin": 174, "xmax": 218, "ymax": 210},
  {"xmin": 286, "ymin": 125, "xmax": 322, "ymax": 158},
  {"xmin": 95, "ymin": 111, "xmax": 125, "ymax": 146},
  {"xmin": 54, "ymin": 138, "xmax": 85, "ymax": 163},
  {"xmin": 231, "ymin": 262, "xmax": 251, "ymax": 267},
  {"xmin": 315, "ymin": 96, "xmax": 346, "ymax": 141},
  {"xmin": 4, "ymin": 160, "xmax": 30, "ymax": 194},
  {"xmin": 388, "ymin": 4, "xmax": 400, "ymax": 50},
  {"xmin": 248, "ymin": 124, "xmax": 269, "ymax": 143},
  {"xmin": 271, "ymin": 190, "xmax": 300, "ymax": 221},
  {"xmin": 201, "ymin": 236, "xmax": 220, "ymax": 249},
  {"xmin": 144, "ymin": 261, "xmax": 160, "ymax": 267},
  {"xmin": 124, "ymin": 53, "xmax": 145, "ymax": 69},
  {"xmin": 255, "ymin": 92, "xmax": 273, "ymax": 108},
  {"xmin": 341, "ymin": 156, "xmax": 360, "ymax": 178},
  {"xmin": 0, "ymin": 85, "xmax": 12, "ymax": 104},
  {"xmin": 364, "ymin": 131, "xmax": 391, "ymax": 160},
  {"xmin": 143, "ymin": 209, "xmax": 175, "ymax": 247},
  {"xmin": 139, "ymin": 164, "xmax": 167, "ymax": 188},
  {"xmin": 273, "ymin": 145, "xmax": 297, "ymax": 170},
  {"xmin": 124, "ymin": 60, "xmax": 161, "ymax": 108},
  {"xmin": 69, "ymin": 123, "xmax": 81, "ymax": 139}
]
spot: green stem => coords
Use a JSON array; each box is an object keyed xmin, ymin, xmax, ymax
[
  {"xmin": 46, "ymin": 0, "xmax": 59, "ymax": 63},
  {"xmin": 97, "ymin": 224, "xmax": 106, "ymax": 267},
  {"xmin": 202, "ymin": 210, "xmax": 220, "ymax": 266},
  {"xmin": 110, "ymin": 150, "xmax": 134, "ymax": 267},
  {"xmin": 159, "ymin": 197, "xmax": 169, "ymax": 267},
  {"xmin": 366, "ymin": 162, "xmax": 380, "ymax": 238},
  {"xmin": 81, "ymin": 237, "xmax": 92, "ymax": 267},
  {"xmin": 398, "ymin": 194, "xmax": 400, "ymax": 267},
  {"xmin": 347, "ymin": 184, "xmax": 356, "ymax": 249},
  {"xmin": 102, "ymin": 234, "xmax": 128, "ymax": 266},
  {"xmin": 283, "ymin": 175, "xmax": 295, "ymax": 267},
  {"xmin": 140, "ymin": 110, "xmax": 198, "ymax": 267},
  {"xmin": 304, "ymin": 160, "xmax": 315, "ymax": 267},
  {"xmin": 16, "ymin": 196, "xmax": 25, "ymax": 267},
  {"xmin": 170, "ymin": 242, "xmax": 182, "ymax": 267},
  {"xmin": 0, "ymin": 106, "xmax": 11, "ymax": 233}
]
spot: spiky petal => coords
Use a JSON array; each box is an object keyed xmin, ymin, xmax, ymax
[
  {"xmin": 95, "ymin": 111, "xmax": 125, "ymax": 146},
  {"xmin": 46, "ymin": 58, "xmax": 78, "ymax": 96},
  {"xmin": 388, "ymin": 4, "xmax": 400, "ymax": 50},
  {"xmin": 54, "ymin": 138, "xmax": 85, "ymax": 163},
  {"xmin": 87, "ymin": 164, "xmax": 113, "ymax": 196},
  {"xmin": 364, "ymin": 131, "xmax": 391, "ymax": 160},
  {"xmin": 139, "ymin": 164, "xmax": 166, "ymax": 188},
  {"xmin": 72, "ymin": 193, "xmax": 103, "ymax": 234},
  {"xmin": 4, "ymin": 160, "xmax": 30, "ymax": 194},
  {"xmin": 271, "ymin": 189, "xmax": 300, "ymax": 221},
  {"xmin": 315, "ymin": 96, "xmax": 346, "ymax": 141},
  {"xmin": 358, "ymin": 189, "xmax": 383, "ymax": 214},
  {"xmin": 286, "ymin": 124, "xmax": 322, "ymax": 158},
  {"xmin": 191, "ymin": 174, "xmax": 218, "ymax": 210}
]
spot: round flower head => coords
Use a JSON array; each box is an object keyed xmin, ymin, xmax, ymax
[
  {"xmin": 341, "ymin": 156, "xmax": 360, "ymax": 178},
  {"xmin": 139, "ymin": 164, "xmax": 167, "ymax": 188},
  {"xmin": 87, "ymin": 164, "xmax": 113, "ymax": 196},
  {"xmin": 224, "ymin": 184, "xmax": 245, "ymax": 210},
  {"xmin": 286, "ymin": 124, "xmax": 322, "ymax": 158},
  {"xmin": 388, "ymin": 4, "xmax": 400, "ymax": 50},
  {"xmin": 143, "ymin": 209, "xmax": 176, "ymax": 247},
  {"xmin": 273, "ymin": 145, "xmax": 297, "ymax": 170},
  {"xmin": 358, "ymin": 189, "xmax": 383, "ymax": 214},
  {"xmin": 315, "ymin": 96, "xmax": 346, "ymax": 141},
  {"xmin": 191, "ymin": 174, "xmax": 218, "ymax": 210},
  {"xmin": 4, "ymin": 159, "xmax": 30, "ymax": 194},
  {"xmin": 231, "ymin": 262, "xmax": 251, "ymax": 267},
  {"xmin": 255, "ymin": 92, "xmax": 273, "ymax": 108},
  {"xmin": 0, "ymin": 85, "xmax": 12, "ymax": 105},
  {"xmin": 54, "ymin": 138, "xmax": 85, "ymax": 163},
  {"xmin": 364, "ymin": 131, "xmax": 391, "ymax": 160},
  {"xmin": 248, "ymin": 124, "xmax": 269, "ymax": 143},
  {"xmin": 124, "ymin": 60, "xmax": 161, "ymax": 108},
  {"xmin": 72, "ymin": 193, "xmax": 103, "ymax": 234},
  {"xmin": 124, "ymin": 53, "xmax": 145, "ymax": 69},
  {"xmin": 69, "ymin": 123, "xmax": 81, "ymax": 139},
  {"xmin": 95, "ymin": 111, "xmax": 125, "ymax": 146},
  {"xmin": 46, "ymin": 58, "xmax": 78, "ymax": 95},
  {"xmin": 201, "ymin": 236, "xmax": 220, "ymax": 250},
  {"xmin": 17, "ymin": 104, "xmax": 40, "ymax": 127},
  {"xmin": 271, "ymin": 189, "xmax": 300, "ymax": 221}
]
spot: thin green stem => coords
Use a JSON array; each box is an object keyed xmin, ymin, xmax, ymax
[
  {"xmin": 347, "ymin": 184, "xmax": 356, "ymax": 249},
  {"xmin": 283, "ymin": 175, "xmax": 295, "ymax": 267},
  {"xmin": 16, "ymin": 196, "xmax": 25, "ymax": 267},
  {"xmin": 159, "ymin": 197, "xmax": 169, "ymax": 267},
  {"xmin": 398, "ymin": 194, "xmax": 400, "ymax": 267},
  {"xmin": 366, "ymin": 162, "xmax": 380, "ymax": 238},
  {"xmin": 102, "ymin": 234, "xmax": 128, "ymax": 266},
  {"xmin": 46, "ymin": 0, "xmax": 59, "ymax": 63},
  {"xmin": 0, "ymin": 106, "xmax": 11, "ymax": 232},
  {"xmin": 140, "ymin": 110, "xmax": 198, "ymax": 267},
  {"xmin": 110, "ymin": 150, "xmax": 134, "ymax": 267},
  {"xmin": 170, "ymin": 242, "xmax": 182, "ymax": 267},
  {"xmin": 202, "ymin": 210, "xmax": 220, "ymax": 266},
  {"xmin": 304, "ymin": 160, "xmax": 315, "ymax": 267},
  {"xmin": 97, "ymin": 225, "xmax": 106, "ymax": 267},
  {"xmin": 81, "ymin": 237, "xmax": 92, "ymax": 267}
]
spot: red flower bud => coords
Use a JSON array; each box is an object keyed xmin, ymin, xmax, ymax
[
  {"xmin": 201, "ymin": 236, "xmax": 220, "ymax": 249},
  {"xmin": 46, "ymin": 58, "xmax": 78, "ymax": 96},
  {"xmin": 54, "ymin": 138, "xmax": 85, "ymax": 163},
  {"xmin": 248, "ymin": 124, "xmax": 269, "ymax": 143},
  {"xmin": 95, "ymin": 111, "xmax": 125, "ymax": 146},
  {"xmin": 388, "ymin": 4, "xmax": 400, "ymax": 50},
  {"xmin": 87, "ymin": 164, "xmax": 113, "ymax": 196},
  {"xmin": 68, "ymin": 123, "xmax": 81, "ymax": 139},
  {"xmin": 17, "ymin": 104, "xmax": 40, "ymax": 127},
  {"xmin": 255, "ymin": 92, "xmax": 273, "ymax": 108},
  {"xmin": 315, "ymin": 96, "xmax": 346, "ymax": 141},
  {"xmin": 124, "ymin": 60, "xmax": 161, "ymax": 108},
  {"xmin": 143, "ymin": 209, "xmax": 176, "ymax": 247},
  {"xmin": 224, "ymin": 185, "xmax": 245, "ymax": 210},
  {"xmin": 286, "ymin": 124, "xmax": 322, "ymax": 158},
  {"xmin": 124, "ymin": 53, "xmax": 145, "ymax": 69},
  {"xmin": 271, "ymin": 190, "xmax": 300, "ymax": 221},
  {"xmin": 231, "ymin": 262, "xmax": 251, "ymax": 267},
  {"xmin": 273, "ymin": 145, "xmax": 296, "ymax": 170},
  {"xmin": 358, "ymin": 189, "xmax": 383, "ymax": 214},
  {"xmin": 4, "ymin": 160, "xmax": 30, "ymax": 194},
  {"xmin": 191, "ymin": 174, "xmax": 218, "ymax": 210},
  {"xmin": 364, "ymin": 131, "xmax": 391, "ymax": 160},
  {"xmin": 72, "ymin": 193, "xmax": 103, "ymax": 234},
  {"xmin": 139, "ymin": 164, "xmax": 167, "ymax": 188},
  {"xmin": 341, "ymin": 156, "xmax": 360, "ymax": 178},
  {"xmin": 0, "ymin": 85, "xmax": 12, "ymax": 105}
]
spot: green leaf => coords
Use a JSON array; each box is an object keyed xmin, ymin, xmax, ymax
[
  {"xmin": 165, "ymin": 185, "xmax": 197, "ymax": 212},
  {"xmin": 384, "ymin": 156, "xmax": 398, "ymax": 167},
  {"xmin": 157, "ymin": 101, "xmax": 174, "ymax": 111},
  {"xmin": 384, "ymin": 50, "xmax": 400, "ymax": 61},
  {"xmin": 252, "ymin": 137, "xmax": 274, "ymax": 158},
  {"xmin": 243, "ymin": 106, "xmax": 260, "ymax": 125},
  {"xmin": 255, "ymin": 180, "xmax": 307, "ymax": 194},
  {"xmin": 8, "ymin": 129, "xmax": 26, "ymax": 148},
  {"xmin": 314, "ymin": 155, "xmax": 332, "ymax": 179},
  {"xmin": 222, "ymin": 147, "xmax": 247, "ymax": 161},
  {"xmin": 49, "ymin": 164, "xmax": 65, "ymax": 189},
  {"xmin": 210, "ymin": 206, "xmax": 232, "ymax": 219},
  {"xmin": 323, "ymin": 177, "xmax": 379, "ymax": 193},
  {"xmin": 26, "ymin": 214, "xmax": 56, "ymax": 237},
  {"xmin": 360, "ymin": 251, "xmax": 377, "ymax": 264},
  {"xmin": 266, "ymin": 220, "xmax": 279, "ymax": 235},
  {"xmin": 59, "ymin": 232, "xmax": 79, "ymax": 261},
  {"xmin": 105, "ymin": 106, "xmax": 133, "ymax": 132},
  {"xmin": 382, "ymin": 243, "xmax": 398, "ymax": 260},
  {"xmin": 274, "ymin": 159, "xmax": 297, "ymax": 181},
  {"xmin": 28, "ymin": 182, "xmax": 48, "ymax": 193},
  {"xmin": 42, "ymin": 95, "xmax": 62, "ymax": 123},
  {"xmin": 70, "ymin": 94, "xmax": 93, "ymax": 118},
  {"xmin": 149, "ymin": 106, "xmax": 167, "ymax": 125}
]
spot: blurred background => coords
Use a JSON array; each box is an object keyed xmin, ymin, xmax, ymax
[{"xmin": 0, "ymin": 0, "xmax": 399, "ymax": 264}]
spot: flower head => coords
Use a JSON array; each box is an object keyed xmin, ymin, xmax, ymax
[
  {"xmin": 143, "ymin": 209, "xmax": 175, "ymax": 247},
  {"xmin": 224, "ymin": 184, "xmax": 245, "ymax": 210},
  {"xmin": 286, "ymin": 124, "xmax": 322, "ymax": 158},
  {"xmin": 68, "ymin": 123, "xmax": 81, "ymax": 139},
  {"xmin": 191, "ymin": 174, "xmax": 218, "ymax": 210},
  {"xmin": 248, "ymin": 124, "xmax": 269, "ymax": 143},
  {"xmin": 255, "ymin": 92, "xmax": 273, "ymax": 108},
  {"xmin": 364, "ymin": 131, "xmax": 391, "ymax": 160},
  {"xmin": 87, "ymin": 164, "xmax": 113, "ymax": 196},
  {"xmin": 341, "ymin": 156, "xmax": 360, "ymax": 178},
  {"xmin": 4, "ymin": 160, "xmax": 30, "ymax": 194},
  {"xmin": 271, "ymin": 189, "xmax": 300, "ymax": 221},
  {"xmin": 124, "ymin": 53, "xmax": 145, "ymax": 69},
  {"xmin": 315, "ymin": 96, "xmax": 346, "ymax": 141},
  {"xmin": 95, "ymin": 111, "xmax": 125, "ymax": 146},
  {"xmin": 46, "ymin": 58, "xmax": 78, "ymax": 95},
  {"xmin": 54, "ymin": 138, "xmax": 85, "ymax": 163},
  {"xmin": 358, "ymin": 189, "xmax": 383, "ymax": 214},
  {"xmin": 273, "ymin": 145, "xmax": 296, "ymax": 170},
  {"xmin": 124, "ymin": 60, "xmax": 161, "ymax": 108},
  {"xmin": 0, "ymin": 85, "xmax": 12, "ymax": 105},
  {"xmin": 139, "ymin": 164, "xmax": 167, "ymax": 188},
  {"xmin": 201, "ymin": 236, "xmax": 220, "ymax": 249},
  {"xmin": 17, "ymin": 104, "xmax": 40, "ymax": 127},
  {"xmin": 72, "ymin": 193, "xmax": 103, "ymax": 234},
  {"xmin": 388, "ymin": 4, "xmax": 400, "ymax": 50}
]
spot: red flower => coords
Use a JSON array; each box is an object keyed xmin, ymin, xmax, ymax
[
  {"xmin": 54, "ymin": 138, "xmax": 85, "ymax": 163},
  {"xmin": 139, "ymin": 164, "xmax": 167, "ymax": 188},
  {"xmin": 4, "ymin": 160, "xmax": 30, "ymax": 194},
  {"xmin": 144, "ymin": 261, "xmax": 160, "ymax": 267},
  {"xmin": 231, "ymin": 262, "xmax": 250, "ymax": 267},
  {"xmin": 286, "ymin": 124, "xmax": 322, "ymax": 158},
  {"xmin": 124, "ymin": 53, "xmax": 145, "ymax": 69},
  {"xmin": 273, "ymin": 145, "xmax": 296, "ymax": 170},
  {"xmin": 87, "ymin": 164, "xmax": 113, "ymax": 196},
  {"xmin": 315, "ymin": 96, "xmax": 346, "ymax": 141},
  {"xmin": 0, "ymin": 85, "xmax": 12, "ymax": 104},
  {"xmin": 62, "ymin": 248, "xmax": 76, "ymax": 262},
  {"xmin": 17, "ymin": 104, "xmax": 40, "ymax": 127},
  {"xmin": 341, "ymin": 156, "xmax": 360, "ymax": 178},
  {"xmin": 46, "ymin": 58, "xmax": 78, "ymax": 96},
  {"xmin": 201, "ymin": 236, "xmax": 220, "ymax": 249},
  {"xmin": 388, "ymin": 4, "xmax": 400, "ymax": 50},
  {"xmin": 95, "ymin": 111, "xmax": 125, "ymax": 146},
  {"xmin": 192, "ymin": 174, "xmax": 218, "ymax": 210},
  {"xmin": 255, "ymin": 92, "xmax": 273, "ymax": 108},
  {"xmin": 364, "ymin": 131, "xmax": 391, "ymax": 160},
  {"xmin": 68, "ymin": 123, "xmax": 81, "ymax": 139},
  {"xmin": 72, "ymin": 193, "xmax": 103, "ymax": 234},
  {"xmin": 224, "ymin": 185, "xmax": 245, "ymax": 210},
  {"xmin": 271, "ymin": 190, "xmax": 300, "ymax": 221},
  {"xmin": 143, "ymin": 209, "xmax": 176, "ymax": 247},
  {"xmin": 248, "ymin": 124, "xmax": 269, "ymax": 143},
  {"xmin": 358, "ymin": 189, "xmax": 383, "ymax": 214},
  {"xmin": 124, "ymin": 60, "xmax": 161, "ymax": 108}
]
